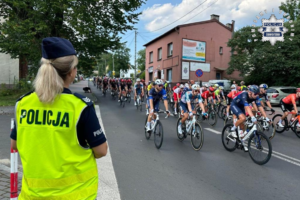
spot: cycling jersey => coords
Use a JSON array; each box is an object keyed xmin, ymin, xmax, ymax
[
  {"xmin": 227, "ymin": 90, "xmax": 237, "ymax": 99},
  {"xmin": 241, "ymin": 85, "xmax": 247, "ymax": 91},
  {"xmin": 201, "ymin": 91, "xmax": 215, "ymax": 99},
  {"xmin": 147, "ymin": 84, "xmax": 153, "ymax": 91},
  {"xmin": 103, "ymin": 80, "xmax": 108, "ymax": 85},
  {"xmin": 173, "ymin": 88, "xmax": 182, "ymax": 101},
  {"xmin": 181, "ymin": 91, "xmax": 202, "ymax": 104},
  {"xmin": 119, "ymin": 83, "xmax": 127, "ymax": 90},
  {"xmin": 282, "ymin": 94, "xmax": 298, "ymax": 105},
  {"xmin": 134, "ymin": 83, "xmax": 143, "ymax": 95},
  {"xmin": 231, "ymin": 91, "xmax": 261, "ymax": 116},
  {"xmin": 172, "ymin": 86, "xmax": 178, "ymax": 91},
  {"xmin": 258, "ymin": 93, "xmax": 269, "ymax": 101},
  {"xmin": 148, "ymin": 88, "xmax": 167, "ymax": 102}
]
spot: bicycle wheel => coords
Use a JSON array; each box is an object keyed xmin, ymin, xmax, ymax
[
  {"xmin": 221, "ymin": 124, "xmax": 237, "ymax": 152},
  {"xmin": 144, "ymin": 115, "xmax": 151, "ymax": 140},
  {"xmin": 260, "ymin": 121, "xmax": 276, "ymax": 140},
  {"xmin": 176, "ymin": 118, "xmax": 185, "ymax": 141},
  {"xmin": 292, "ymin": 119, "xmax": 300, "ymax": 138},
  {"xmin": 154, "ymin": 121, "xmax": 163, "ymax": 149},
  {"xmin": 207, "ymin": 110, "xmax": 218, "ymax": 127},
  {"xmin": 127, "ymin": 94, "xmax": 131, "ymax": 103},
  {"xmin": 217, "ymin": 105, "xmax": 223, "ymax": 119},
  {"xmin": 224, "ymin": 115, "xmax": 233, "ymax": 126},
  {"xmin": 272, "ymin": 114, "xmax": 286, "ymax": 133},
  {"xmin": 248, "ymin": 131, "xmax": 272, "ymax": 165},
  {"xmin": 190, "ymin": 122, "xmax": 204, "ymax": 151},
  {"xmin": 220, "ymin": 106, "xmax": 227, "ymax": 121}
]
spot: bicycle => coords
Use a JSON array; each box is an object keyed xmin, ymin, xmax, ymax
[
  {"xmin": 119, "ymin": 90, "xmax": 127, "ymax": 108},
  {"xmin": 144, "ymin": 110, "xmax": 170, "ymax": 149},
  {"xmin": 196, "ymin": 103, "xmax": 217, "ymax": 126},
  {"xmin": 126, "ymin": 89, "xmax": 131, "ymax": 103},
  {"xmin": 272, "ymin": 111, "xmax": 300, "ymax": 138},
  {"xmin": 102, "ymin": 87, "xmax": 107, "ymax": 97},
  {"xmin": 136, "ymin": 94, "xmax": 143, "ymax": 112},
  {"xmin": 222, "ymin": 121, "xmax": 272, "ymax": 165},
  {"xmin": 111, "ymin": 89, "xmax": 117, "ymax": 100},
  {"xmin": 176, "ymin": 114, "xmax": 204, "ymax": 151}
]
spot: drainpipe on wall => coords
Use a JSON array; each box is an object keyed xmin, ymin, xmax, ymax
[{"xmin": 231, "ymin": 20, "xmax": 235, "ymax": 56}]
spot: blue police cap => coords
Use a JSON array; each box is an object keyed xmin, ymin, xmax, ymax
[{"xmin": 42, "ymin": 37, "xmax": 76, "ymax": 59}]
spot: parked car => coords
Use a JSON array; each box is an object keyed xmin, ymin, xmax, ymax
[{"xmin": 266, "ymin": 86, "xmax": 296, "ymax": 105}]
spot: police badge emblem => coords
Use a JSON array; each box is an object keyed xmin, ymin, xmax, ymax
[{"xmin": 258, "ymin": 14, "xmax": 288, "ymax": 45}]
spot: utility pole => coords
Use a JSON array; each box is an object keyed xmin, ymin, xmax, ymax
[{"xmin": 134, "ymin": 30, "xmax": 137, "ymax": 82}]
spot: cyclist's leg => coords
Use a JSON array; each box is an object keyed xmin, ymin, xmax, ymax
[
  {"xmin": 231, "ymin": 104, "xmax": 246, "ymax": 130},
  {"xmin": 180, "ymin": 102, "xmax": 189, "ymax": 124},
  {"xmin": 280, "ymin": 100, "xmax": 289, "ymax": 120}
]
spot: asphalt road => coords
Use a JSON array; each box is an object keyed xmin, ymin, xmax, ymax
[{"xmin": 90, "ymin": 83, "xmax": 300, "ymax": 200}]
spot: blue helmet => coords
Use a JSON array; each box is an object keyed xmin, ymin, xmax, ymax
[
  {"xmin": 249, "ymin": 85, "xmax": 259, "ymax": 95},
  {"xmin": 259, "ymin": 84, "xmax": 268, "ymax": 89}
]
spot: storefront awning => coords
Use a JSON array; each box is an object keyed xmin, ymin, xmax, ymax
[{"xmin": 214, "ymin": 67, "xmax": 226, "ymax": 71}]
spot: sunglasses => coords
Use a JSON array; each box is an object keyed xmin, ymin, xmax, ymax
[
  {"xmin": 158, "ymin": 84, "xmax": 164, "ymax": 87},
  {"xmin": 194, "ymin": 90, "xmax": 200, "ymax": 93}
]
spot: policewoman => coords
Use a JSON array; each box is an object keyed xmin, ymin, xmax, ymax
[{"xmin": 10, "ymin": 37, "xmax": 108, "ymax": 199}]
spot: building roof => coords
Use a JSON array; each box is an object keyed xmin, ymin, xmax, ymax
[{"xmin": 143, "ymin": 19, "xmax": 233, "ymax": 47}]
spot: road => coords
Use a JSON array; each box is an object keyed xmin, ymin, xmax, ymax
[{"xmin": 90, "ymin": 82, "xmax": 300, "ymax": 200}]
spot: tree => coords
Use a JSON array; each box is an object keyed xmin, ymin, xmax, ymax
[
  {"xmin": 137, "ymin": 48, "xmax": 146, "ymax": 71},
  {"xmin": 0, "ymin": 0, "xmax": 145, "ymax": 78},
  {"xmin": 279, "ymin": 0, "xmax": 300, "ymax": 21},
  {"xmin": 227, "ymin": 19, "xmax": 300, "ymax": 86}
]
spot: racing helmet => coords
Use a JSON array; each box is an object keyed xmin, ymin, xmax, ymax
[
  {"xmin": 249, "ymin": 85, "xmax": 259, "ymax": 95},
  {"xmin": 154, "ymin": 79, "xmax": 164, "ymax": 85}
]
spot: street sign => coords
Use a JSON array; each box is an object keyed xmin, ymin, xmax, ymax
[
  {"xmin": 112, "ymin": 71, "xmax": 115, "ymax": 76},
  {"xmin": 195, "ymin": 69, "xmax": 203, "ymax": 78},
  {"xmin": 137, "ymin": 70, "xmax": 141, "ymax": 73}
]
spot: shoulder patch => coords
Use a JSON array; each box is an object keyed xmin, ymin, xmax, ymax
[
  {"xmin": 74, "ymin": 93, "xmax": 94, "ymax": 106},
  {"xmin": 16, "ymin": 90, "xmax": 34, "ymax": 102}
]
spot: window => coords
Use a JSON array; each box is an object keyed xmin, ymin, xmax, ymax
[
  {"xmin": 149, "ymin": 51, "xmax": 153, "ymax": 63},
  {"xmin": 149, "ymin": 72, "xmax": 153, "ymax": 81},
  {"xmin": 219, "ymin": 47, "xmax": 223, "ymax": 55},
  {"xmin": 216, "ymin": 72, "xmax": 221, "ymax": 80},
  {"xmin": 167, "ymin": 69, "xmax": 172, "ymax": 82},
  {"xmin": 266, "ymin": 88, "xmax": 278, "ymax": 93},
  {"xmin": 158, "ymin": 48, "xmax": 162, "ymax": 60},
  {"xmin": 167, "ymin": 43, "xmax": 173, "ymax": 57},
  {"xmin": 280, "ymin": 88, "xmax": 296, "ymax": 94}
]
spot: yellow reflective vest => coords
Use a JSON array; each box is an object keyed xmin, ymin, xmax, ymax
[{"xmin": 16, "ymin": 92, "xmax": 98, "ymax": 200}]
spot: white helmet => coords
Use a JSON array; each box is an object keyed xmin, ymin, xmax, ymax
[
  {"xmin": 192, "ymin": 84, "xmax": 200, "ymax": 90},
  {"xmin": 219, "ymin": 86, "xmax": 224, "ymax": 90},
  {"xmin": 179, "ymin": 84, "xmax": 184, "ymax": 88},
  {"xmin": 136, "ymin": 78, "xmax": 140, "ymax": 81},
  {"xmin": 154, "ymin": 79, "xmax": 163, "ymax": 85},
  {"xmin": 204, "ymin": 84, "xmax": 209, "ymax": 88},
  {"xmin": 231, "ymin": 84, "xmax": 236, "ymax": 89},
  {"xmin": 214, "ymin": 84, "xmax": 219, "ymax": 87},
  {"xmin": 185, "ymin": 83, "xmax": 189, "ymax": 88}
]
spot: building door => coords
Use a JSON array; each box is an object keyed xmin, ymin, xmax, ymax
[
  {"xmin": 149, "ymin": 72, "xmax": 153, "ymax": 81},
  {"xmin": 157, "ymin": 70, "xmax": 161, "ymax": 79},
  {"xmin": 167, "ymin": 69, "xmax": 172, "ymax": 82},
  {"xmin": 216, "ymin": 72, "xmax": 221, "ymax": 80}
]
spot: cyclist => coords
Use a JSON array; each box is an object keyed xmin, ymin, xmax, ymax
[
  {"xmin": 214, "ymin": 86, "xmax": 225, "ymax": 104},
  {"xmin": 110, "ymin": 79, "xmax": 117, "ymax": 95},
  {"xmin": 201, "ymin": 87, "xmax": 215, "ymax": 108},
  {"xmin": 277, "ymin": 88, "xmax": 300, "ymax": 127},
  {"xmin": 164, "ymin": 81, "xmax": 169, "ymax": 91},
  {"xmin": 258, "ymin": 84, "xmax": 275, "ymax": 112},
  {"xmin": 118, "ymin": 79, "xmax": 128, "ymax": 102},
  {"xmin": 102, "ymin": 77, "xmax": 108, "ymax": 94},
  {"xmin": 173, "ymin": 84, "xmax": 184, "ymax": 115},
  {"xmin": 178, "ymin": 84, "xmax": 207, "ymax": 134},
  {"xmin": 229, "ymin": 85, "xmax": 270, "ymax": 151},
  {"xmin": 240, "ymin": 81, "xmax": 247, "ymax": 91},
  {"xmin": 134, "ymin": 78, "xmax": 144, "ymax": 106},
  {"xmin": 200, "ymin": 83, "xmax": 209, "ymax": 95},
  {"xmin": 226, "ymin": 84, "xmax": 237, "ymax": 117},
  {"xmin": 97, "ymin": 76, "xmax": 102, "ymax": 89},
  {"xmin": 146, "ymin": 79, "xmax": 170, "ymax": 132}
]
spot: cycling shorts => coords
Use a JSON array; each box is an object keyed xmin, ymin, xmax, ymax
[
  {"xmin": 230, "ymin": 103, "xmax": 245, "ymax": 117},
  {"xmin": 135, "ymin": 89, "xmax": 142, "ymax": 95},
  {"xmin": 147, "ymin": 99, "xmax": 160, "ymax": 112},
  {"xmin": 179, "ymin": 102, "xmax": 195, "ymax": 113},
  {"xmin": 173, "ymin": 93, "xmax": 181, "ymax": 102},
  {"xmin": 226, "ymin": 97, "xmax": 232, "ymax": 106},
  {"xmin": 280, "ymin": 99, "xmax": 294, "ymax": 112}
]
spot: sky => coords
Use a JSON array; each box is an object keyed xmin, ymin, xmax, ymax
[{"xmin": 121, "ymin": 0, "xmax": 291, "ymax": 66}]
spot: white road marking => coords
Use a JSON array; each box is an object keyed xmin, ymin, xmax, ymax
[
  {"xmin": 95, "ymin": 105, "xmax": 121, "ymax": 200},
  {"xmin": 205, "ymin": 127, "xmax": 300, "ymax": 167},
  {"xmin": 205, "ymin": 128, "xmax": 221, "ymax": 134}
]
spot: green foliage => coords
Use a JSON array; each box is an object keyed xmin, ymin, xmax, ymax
[
  {"xmin": 227, "ymin": 12, "xmax": 300, "ymax": 86},
  {"xmin": 279, "ymin": 0, "xmax": 300, "ymax": 21},
  {"xmin": 140, "ymin": 71, "xmax": 145, "ymax": 79},
  {"xmin": 137, "ymin": 48, "xmax": 146, "ymax": 70},
  {"xmin": 0, "ymin": 0, "xmax": 145, "ymax": 76}
]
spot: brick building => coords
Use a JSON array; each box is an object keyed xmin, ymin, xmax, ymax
[{"xmin": 144, "ymin": 14, "xmax": 241, "ymax": 84}]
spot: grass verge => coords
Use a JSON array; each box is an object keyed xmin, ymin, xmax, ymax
[{"xmin": 0, "ymin": 90, "xmax": 30, "ymax": 106}]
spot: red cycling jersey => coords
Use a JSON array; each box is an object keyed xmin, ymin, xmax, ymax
[
  {"xmin": 201, "ymin": 91, "xmax": 215, "ymax": 99},
  {"xmin": 282, "ymin": 94, "xmax": 299, "ymax": 105},
  {"xmin": 227, "ymin": 90, "xmax": 237, "ymax": 99}
]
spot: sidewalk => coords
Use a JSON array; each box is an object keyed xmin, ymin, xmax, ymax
[{"xmin": 69, "ymin": 80, "xmax": 98, "ymax": 103}]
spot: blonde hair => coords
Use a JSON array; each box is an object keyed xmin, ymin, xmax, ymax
[{"xmin": 33, "ymin": 55, "xmax": 78, "ymax": 103}]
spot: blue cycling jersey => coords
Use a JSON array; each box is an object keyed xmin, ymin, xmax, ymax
[
  {"xmin": 181, "ymin": 91, "xmax": 202, "ymax": 104},
  {"xmin": 134, "ymin": 83, "xmax": 143, "ymax": 91},
  {"xmin": 231, "ymin": 91, "xmax": 261, "ymax": 107},
  {"xmin": 148, "ymin": 88, "xmax": 167, "ymax": 102},
  {"xmin": 259, "ymin": 93, "xmax": 269, "ymax": 101},
  {"xmin": 182, "ymin": 87, "xmax": 192, "ymax": 96}
]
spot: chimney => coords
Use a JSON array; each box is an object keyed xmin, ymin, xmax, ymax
[
  {"xmin": 226, "ymin": 23, "xmax": 232, "ymax": 29},
  {"xmin": 211, "ymin": 14, "xmax": 219, "ymax": 21}
]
